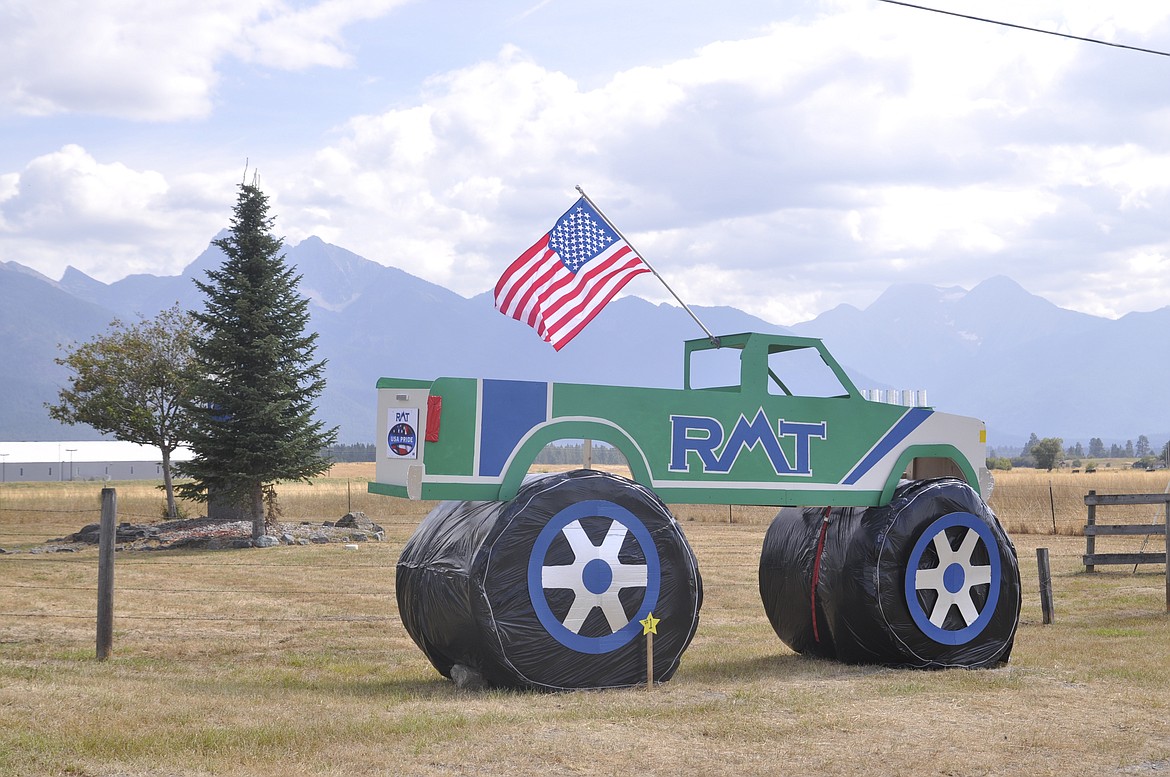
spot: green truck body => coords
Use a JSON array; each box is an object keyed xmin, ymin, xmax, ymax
[{"xmin": 369, "ymin": 332, "xmax": 991, "ymax": 506}]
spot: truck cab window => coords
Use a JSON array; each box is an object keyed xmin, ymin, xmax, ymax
[
  {"xmin": 767, "ymin": 345, "xmax": 849, "ymax": 398},
  {"xmin": 687, "ymin": 344, "xmax": 743, "ymax": 391}
]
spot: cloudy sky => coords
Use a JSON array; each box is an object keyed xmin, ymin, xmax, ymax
[{"xmin": 3, "ymin": 0, "xmax": 1170, "ymax": 325}]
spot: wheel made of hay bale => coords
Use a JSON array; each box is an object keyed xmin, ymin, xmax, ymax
[
  {"xmin": 902, "ymin": 510, "xmax": 1004, "ymax": 646},
  {"xmin": 397, "ymin": 469, "xmax": 703, "ymax": 690},
  {"xmin": 525, "ymin": 493, "xmax": 662, "ymax": 655},
  {"xmin": 758, "ymin": 477, "xmax": 1020, "ymax": 669}
]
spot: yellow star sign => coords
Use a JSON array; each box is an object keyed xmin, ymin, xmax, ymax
[{"xmin": 640, "ymin": 612, "xmax": 659, "ymax": 636}]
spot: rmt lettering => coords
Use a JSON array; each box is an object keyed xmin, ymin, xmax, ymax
[{"xmin": 668, "ymin": 409, "xmax": 826, "ymax": 476}]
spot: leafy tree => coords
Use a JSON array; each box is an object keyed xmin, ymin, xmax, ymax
[
  {"xmin": 177, "ymin": 180, "xmax": 337, "ymax": 539},
  {"xmin": 1125, "ymin": 439, "xmax": 1134, "ymax": 458},
  {"xmin": 1031, "ymin": 437, "xmax": 1064, "ymax": 471},
  {"xmin": 46, "ymin": 305, "xmax": 198, "ymax": 517},
  {"xmin": 1088, "ymin": 437, "xmax": 1105, "ymax": 458}
]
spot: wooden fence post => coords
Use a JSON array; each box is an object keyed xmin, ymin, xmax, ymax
[
  {"xmin": 1085, "ymin": 490, "xmax": 1096, "ymax": 573},
  {"xmin": 1036, "ymin": 547, "xmax": 1054, "ymax": 624},
  {"xmin": 1165, "ymin": 498, "xmax": 1169, "ymax": 614},
  {"xmin": 1049, "ymin": 481, "xmax": 1057, "ymax": 534},
  {"xmin": 96, "ymin": 487, "xmax": 116, "ymax": 660}
]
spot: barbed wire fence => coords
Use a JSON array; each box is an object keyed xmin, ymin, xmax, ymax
[
  {"xmin": 0, "ymin": 490, "xmax": 768, "ymax": 660},
  {"xmin": 0, "ymin": 489, "xmax": 414, "ymax": 657}
]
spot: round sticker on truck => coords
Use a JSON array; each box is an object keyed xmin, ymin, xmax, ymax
[{"xmin": 387, "ymin": 408, "xmax": 419, "ymax": 459}]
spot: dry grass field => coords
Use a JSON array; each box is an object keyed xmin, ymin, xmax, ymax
[{"xmin": 1, "ymin": 465, "xmax": 1167, "ymax": 776}]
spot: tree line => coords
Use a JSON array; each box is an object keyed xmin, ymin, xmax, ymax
[
  {"xmin": 323, "ymin": 443, "xmax": 376, "ymax": 462},
  {"xmin": 989, "ymin": 432, "xmax": 1170, "ymax": 471},
  {"xmin": 533, "ymin": 442, "xmax": 627, "ymax": 466}
]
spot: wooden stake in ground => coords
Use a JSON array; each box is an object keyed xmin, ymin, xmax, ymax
[
  {"xmin": 640, "ymin": 612, "xmax": 659, "ymax": 689},
  {"xmin": 1036, "ymin": 547, "xmax": 1055, "ymax": 624},
  {"xmin": 97, "ymin": 487, "xmax": 116, "ymax": 660}
]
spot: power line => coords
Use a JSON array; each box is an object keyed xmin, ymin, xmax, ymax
[{"xmin": 877, "ymin": 0, "xmax": 1170, "ymax": 58}]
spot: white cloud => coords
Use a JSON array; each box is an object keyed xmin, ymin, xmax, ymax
[
  {"xmin": 859, "ymin": 186, "xmax": 1061, "ymax": 256},
  {"xmin": 0, "ymin": 0, "xmax": 410, "ymax": 120},
  {"xmin": 0, "ymin": 145, "xmax": 231, "ymax": 280},
  {"xmin": 5, "ymin": 145, "xmax": 169, "ymax": 232},
  {"xmin": 1056, "ymin": 249, "xmax": 1170, "ymax": 319},
  {"xmin": 280, "ymin": 48, "xmax": 610, "ymax": 286},
  {"xmin": 240, "ymin": 0, "xmax": 412, "ymax": 71}
]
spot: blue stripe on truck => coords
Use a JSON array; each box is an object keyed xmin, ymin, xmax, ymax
[
  {"xmin": 841, "ymin": 407, "xmax": 932, "ymax": 485},
  {"xmin": 479, "ymin": 380, "xmax": 549, "ymax": 477}
]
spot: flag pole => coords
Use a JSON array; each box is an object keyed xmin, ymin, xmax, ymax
[{"xmin": 576, "ymin": 185, "xmax": 721, "ymax": 347}]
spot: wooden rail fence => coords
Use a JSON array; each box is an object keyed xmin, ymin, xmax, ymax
[{"xmin": 1082, "ymin": 490, "xmax": 1169, "ymax": 612}]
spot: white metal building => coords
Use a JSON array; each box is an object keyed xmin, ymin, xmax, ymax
[{"xmin": 0, "ymin": 441, "xmax": 193, "ymax": 483}]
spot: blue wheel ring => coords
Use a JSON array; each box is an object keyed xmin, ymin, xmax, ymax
[
  {"xmin": 904, "ymin": 511, "xmax": 1002, "ymax": 646},
  {"xmin": 527, "ymin": 499, "xmax": 661, "ymax": 654}
]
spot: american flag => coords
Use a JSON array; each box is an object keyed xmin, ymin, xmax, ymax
[{"xmin": 495, "ymin": 197, "xmax": 651, "ymax": 350}]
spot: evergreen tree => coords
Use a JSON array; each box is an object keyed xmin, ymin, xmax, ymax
[
  {"xmin": 1136, "ymin": 435, "xmax": 1150, "ymax": 457},
  {"xmin": 1022, "ymin": 432, "xmax": 1040, "ymax": 455},
  {"xmin": 178, "ymin": 180, "xmax": 337, "ymax": 538}
]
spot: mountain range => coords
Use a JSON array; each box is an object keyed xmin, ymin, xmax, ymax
[{"xmin": 2, "ymin": 236, "xmax": 1167, "ymax": 450}]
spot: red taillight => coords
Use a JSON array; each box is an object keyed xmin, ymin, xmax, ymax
[{"xmin": 425, "ymin": 395, "xmax": 442, "ymax": 442}]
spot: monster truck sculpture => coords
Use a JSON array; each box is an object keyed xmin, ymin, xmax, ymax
[{"xmin": 369, "ymin": 331, "xmax": 992, "ymax": 507}]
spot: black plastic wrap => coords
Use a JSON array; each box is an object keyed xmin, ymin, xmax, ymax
[
  {"xmin": 759, "ymin": 478, "xmax": 1020, "ymax": 668},
  {"xmin": 397, "ymin": 469, "xmax": 703, "ymax": 690}
]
